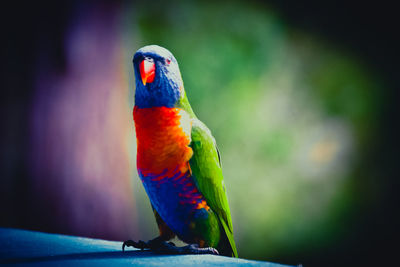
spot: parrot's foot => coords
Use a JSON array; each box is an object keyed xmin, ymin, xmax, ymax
[
  {"xmin": 122, "ymin": 237, "xmax": 219, "ymax": 255},
  {"xmin": 122, "ymin": 239, "xmax": 149, "ymax": 251},
  {"xmin": 122, "ymin": 237, "xmax": 175, "ymax": 252},
  {"xmin": 174, "ymin": 243, "xmax": 219, "ymax": 255}
]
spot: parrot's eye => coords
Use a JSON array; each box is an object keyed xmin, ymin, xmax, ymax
[{"xmin": 166, "ymin": 58, "xmax": 171, "ymax": 65}]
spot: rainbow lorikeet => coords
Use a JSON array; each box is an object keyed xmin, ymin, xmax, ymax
[{"xmin": 122, "ymin": 45, "xmax": 237, "ymax": 257}]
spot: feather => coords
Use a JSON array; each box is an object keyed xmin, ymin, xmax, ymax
[{"xmin": 189, "ymin": 119, "xmax": 238, "ymax": 257}]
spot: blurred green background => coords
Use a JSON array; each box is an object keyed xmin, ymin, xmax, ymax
[
  {"xmin": 1, "ymin": 0, "xmax": 398, "ymax": 266},
  {"xmin": 131, "ymin": 0, "xmax": 383, "ymax": 261}
]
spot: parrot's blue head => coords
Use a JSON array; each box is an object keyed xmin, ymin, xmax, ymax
[{"xmin": 133, "ymin": 45, "xmax": 183, "ymax": 108}]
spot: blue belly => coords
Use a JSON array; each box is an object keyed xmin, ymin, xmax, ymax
[{"xmin": 139, "ymin": 169, "xmax": 210, "ymax": 241}]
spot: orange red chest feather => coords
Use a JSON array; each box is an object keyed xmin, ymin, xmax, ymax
[{"xmin": 133, "ymin": 106, "xmax": 193, "ymax": 176}]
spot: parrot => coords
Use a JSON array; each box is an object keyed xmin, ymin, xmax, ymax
[{"xmin": 122, "ymin": 45, "xmax": 238, "ymax": 257}]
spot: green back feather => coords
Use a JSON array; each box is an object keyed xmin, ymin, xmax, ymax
[
  {"xmin": 176, "ymin": 85, "xmax": 237, "ymax": 257},
  {"xmin": 189, "ymin": 119, "xmax": 238, "ymax": 257}
]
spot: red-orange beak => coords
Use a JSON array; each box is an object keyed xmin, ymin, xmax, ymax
[{"xmin": 139, "ymin": 58, "xmax": 155, "ymax": 85}]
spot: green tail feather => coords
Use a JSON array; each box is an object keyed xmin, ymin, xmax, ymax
[{"xmin": 218, "ymin": 214, "xmax": 238, "ymax": 257}]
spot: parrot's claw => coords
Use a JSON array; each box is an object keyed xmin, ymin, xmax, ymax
[
  {"xmin": 122, "ymin": 237, "xmax": 219, "ymax": 255},
  {"xmin": 122, "ymin": 239, "xmax": 149, "ymax": 251},
  {"xmin": 148, "ymin": 238, "xmax": 219, "ymax": 255},
  {"xmin": 181, "ymin": 244, "xmax": 219, "ymax": 255}
]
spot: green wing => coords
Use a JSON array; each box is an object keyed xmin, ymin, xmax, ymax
[{"xmin": 189, "ymin": 118, "xmax": 238, "ymax": 257}]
